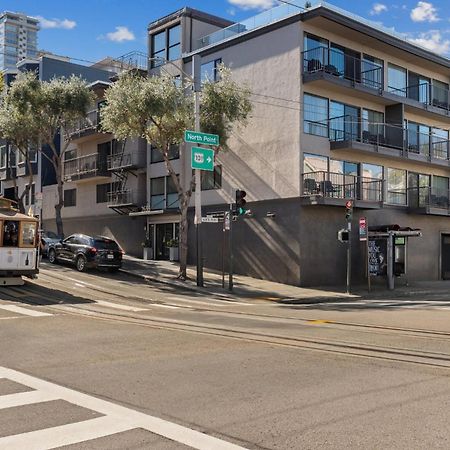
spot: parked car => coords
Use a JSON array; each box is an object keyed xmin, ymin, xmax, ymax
[
  {"xmin": 40, "ymin": 231, "xmax": 63, "ymax": 257},
  {"xmin": 48, "ymin": 234, "xmax": 123, "ymax": 272}
]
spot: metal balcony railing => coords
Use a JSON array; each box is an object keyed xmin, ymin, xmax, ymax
[
  {"xmin": 302, "ymin": 171, "xmax": 383, "ymax": 202},
  {"xmin": 388, "ymin": 81, "xmax": 450, "ymax": 111},
  {"xmin": 64, "ymin": 153, "xmax": 107, "ymax": 179},
  {"xmin": 107, "ymin": 189, "xmax": 135, "ymax": 206},
  {"xmin": 302, "ymin": 46, "xmax": 383, "ymax": 90},
  {"xmin": 68, "ymin": 109, "xmax": 100, "ymax": 136},
  {"xmin": 408, "ymin": 186, "xmax": 450, "ymax": 210},
  {"xmin": 305, "ymin": 115, "xmax": 450, "ymax": 160},
  {"xmin": 107, "ymin": 152, "xmax": 145, "ymax": 170}
]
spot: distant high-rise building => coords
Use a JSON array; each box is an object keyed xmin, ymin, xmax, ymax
[{"xmin": 0, "ymin": 11, "xmax": 39, "ymax": 71}]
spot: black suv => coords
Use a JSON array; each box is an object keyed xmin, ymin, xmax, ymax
[{"xmin": 48, "ymin": 234, "xmax": 123, "ymax": 272}]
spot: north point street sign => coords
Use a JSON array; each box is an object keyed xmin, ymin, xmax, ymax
[
  {"xmin": 184, "ymin": 130, "xmax": 219, "ymax": 146},
  {"xmin": 191, "ymin": 147, "xmax": 214, "ymax": 171}
]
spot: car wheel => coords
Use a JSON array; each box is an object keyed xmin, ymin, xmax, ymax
[
  {"xmin": 48, "ymin": 249, "xmax": 57, "ymax": 264},
  {"xmin": 76, "ymin": 255, "xmax": 87, "ymax": 272}
]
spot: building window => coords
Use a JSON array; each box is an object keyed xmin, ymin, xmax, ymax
[
  {"xmin": 303, "ymin": 153, "xmax": 328, "ymax": 173},
  {"xmin": 28, "ymin": 145, "xmax": 37, "ymax": 163},
  {"xmin": 387, "ymin": 64, "xmax": 407, "ymax": 97},
  {"xmin": 408, "ymin": 71, "xmax": 430, "ymax": 103},
  {"xmin": 432, "ymin": 79, "xmax": 449, "ymax": 109},
  {"xmin": 407, "ymin": 121, "xmax": 430, "ymax": 155},
  {"xmin": 201, "ymin": 58, "xmax": 222, "ymax": 83},
  {"xmin": 96, "ymin": 182, "xmax": 120, "ymax": 203},
  {"xmin": 65, "ymin": 148, "xmax": 77, "ymax": 161},
  {"xmin": 64, "ymin": 189, "xmax": 76, "ymax": 207},
  {"xmin": 168, "ymin": 25, "xmax": 181, "ymax": 61},
  {"xmin": 0, "ymin": 146, "xmax": 7, "ymax": 169},
  {"xmin": 24, "ymin": 183, "xmax": 35, "ymax": 206},
  {"xmin": 362, "ymin": 109, "xmax": 384, "ymax": 143},
  {"xmin": 329, "ymin": 101, "xmax": 359, "ymax": 141},
  {"xmin": 362, "ymin": 54, "xmax": 383, "ymax": 89},
  {"xmin": 150, "ymin": 24, "xmax": 181, "ymax": 68},
  {"xmin": 166, "ymin": 175, "xmax": 179, "ymax": 209},
  {"xmin": 150, "ymin": 144, "xmax": 179, "ymax": 163},
  {"xmin": 432, "ymin": 175, "xmax": 449, "ymax": 197},
  {"xmin": 303, "ymin": 93, "xmax": 328, "ymax": 137},
  {"xmin": 386, "ymin": 168, "xmax": 406, "ymax": 205},
  {"xmin": 432, "ymin": 127, "xmax": 449, "ymax": 159},
  {"xmin": 201, "ymin": 165, "xmax": 222, "ymax": 190},
  {"xmin": 150, "ymin": 177, "xmax": 165, "ymax": 209},
  {"xmin": 361, "ymin": 163, "xmax": 383, "ymax": 201}
]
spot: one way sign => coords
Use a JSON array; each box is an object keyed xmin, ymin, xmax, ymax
[{"xmin": 191, "ymin": 147, "xmax": 214, "ymax": 171}]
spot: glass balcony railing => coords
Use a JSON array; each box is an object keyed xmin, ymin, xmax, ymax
[
  {"xmin": 408, "ymin": 186, "xmax": 450, "ymax": 210},
  {"xmin": 305, "ymin": 115, "xmax": 450, "ymax": 160},
  {"xmin": 302, "ymin": 171, "xmax": 383, "ymax": 202},
  {"xmin": 302, "ymin": 47, "xmax": 383, "ymax": 90}
]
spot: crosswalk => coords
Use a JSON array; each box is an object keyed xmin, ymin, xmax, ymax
[{"xmin": 0, "ymin": 366, "xmax": 245, "ymax": 450}]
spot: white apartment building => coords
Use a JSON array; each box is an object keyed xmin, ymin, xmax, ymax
[{"xmin": 0, "ymin": 11, "xmax": 39, "ymax": 71}]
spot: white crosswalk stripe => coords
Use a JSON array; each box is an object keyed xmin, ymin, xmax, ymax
[
  {"xmin": 0, "ymin": 304, "xmax": 52, "ymax": 317},
  {"xmin": 0, "ymin": 367, "xmax": 247, "ymax": 450}
]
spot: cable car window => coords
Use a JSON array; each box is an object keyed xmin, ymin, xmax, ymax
[
  {"xmin": 3, "ymin": 221, "xmax": 19, "ymax": 247},
  {"xmin": 20, "ymin": 222, "xmax": 36, "ymax": 247}
]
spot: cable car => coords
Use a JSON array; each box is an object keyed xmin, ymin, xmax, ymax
[{"xmin": 0, "ymin": 198, "xmax": 39, "ymax": 286}]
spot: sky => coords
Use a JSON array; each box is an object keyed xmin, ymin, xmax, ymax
[{"xmin": 2, "ymin": 0, "xmax": 450, "ymax": 64}]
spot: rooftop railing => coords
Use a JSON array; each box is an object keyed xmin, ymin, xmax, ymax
[{"xmin": 302, "ymin": 171, "xmax": 383, "ymax": 202}]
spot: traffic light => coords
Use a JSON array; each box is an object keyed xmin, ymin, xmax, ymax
[
  {"xmin": 235, "ymin": 189, "xmax": 247, "ymax": 215},
  {"xmin": 345, "ymin": 200, "xmax": 353, "ymax": 220}
]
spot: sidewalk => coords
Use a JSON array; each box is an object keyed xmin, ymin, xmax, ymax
[{"xmin": 120, "ymin": 256, "xmax": 450, "ymax": 303}]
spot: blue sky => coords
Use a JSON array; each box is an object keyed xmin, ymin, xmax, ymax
[{"xmin": 3, "ymin": 0, "xmax": 450, "ymax": 63}]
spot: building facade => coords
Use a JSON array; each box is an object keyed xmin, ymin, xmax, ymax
[
  {"xmin": 0, "ymin": 11, "xmax": 38, "ymax": 71},
  {"xmin": 42, "ymin": 2, "xmax": 450, "ymax": 287}
]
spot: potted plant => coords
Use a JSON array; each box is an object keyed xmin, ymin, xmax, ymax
[
  {"xmin": 167, "ymin": 238, "xmax": 179, "ymax": 262},
  {"xmin": 142, "ymin": 238, "xmax": 152, "ymax": 260}
]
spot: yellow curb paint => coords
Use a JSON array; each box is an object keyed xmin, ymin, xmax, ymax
[{"xmin": 307, "ymin": 319, "xmax": 334, "ymax": 324}]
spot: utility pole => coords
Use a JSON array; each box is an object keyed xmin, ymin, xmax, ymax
[{"xmin": 192, "ymin": 55, "xmax": 203, "ymax": 287}]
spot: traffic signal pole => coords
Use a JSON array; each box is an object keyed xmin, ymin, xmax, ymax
[
  {"xmin": 345, "ymin": 201, "xmax": 353, "ymax": 294},
  {"xmin": 193, "ymin": 55, "xmax": 203, "ymax": 287}
]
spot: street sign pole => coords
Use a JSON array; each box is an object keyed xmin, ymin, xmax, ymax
[
  {"xmin": 228, "ymin": 203, "xmax": 233, "ymax": 292},
  {"xmin": 193, "ymin": 55, "xmax": 203, "ymax": 287},
  {"xmin": 346, "ymin": 201, "xmax": 353, "ymax": 294}
]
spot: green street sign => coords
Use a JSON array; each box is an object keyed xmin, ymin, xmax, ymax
[
  {"xmin": 191, "ymin": 147, "xmax": 214, "ymax": 171},
  {"xmin": 184, "ymin": 130, "xmax": 219, "ymax": 146}
]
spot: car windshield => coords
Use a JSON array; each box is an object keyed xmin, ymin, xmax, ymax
[{"xmin": 93, "ymin": 239, "xmax": 119, "ymax": 250}]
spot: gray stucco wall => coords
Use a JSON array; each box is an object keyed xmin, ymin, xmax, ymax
[
  {"xmin": 43, "ymin": 214, "xmax": 146, "ymax": 258},
  {"xmin": 187, "ymin": 199, "xmax": 449, "ymax": 287}
]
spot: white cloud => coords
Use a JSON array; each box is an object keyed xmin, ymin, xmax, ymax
[
  {"xmin": 105, "ymin": 26, "xmax": 135, "ymax": 42},
  {"xmin": 409, "ymin": 30, "xmax": 450, "ymax": 54},
  {"xmin": 36, "ymin": 16, "xmax": 76, "ymax": 30},
  {"xmin": 370, "ymin": 3, "xmax": 388, "ymax": 15},
  {"xmin": 410, "ymin": 2, "xmax": 439, "ymax": 22},
  {"xmin": 227, "ymin": 0, "xmax": 276, "ymax": 10}
]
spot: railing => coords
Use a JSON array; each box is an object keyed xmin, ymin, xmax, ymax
[
  {"xmin": 318, "ymin": 115, "xmax": 450, "ymax": 160},
  {"xmin": 196, "ymin": 0, "xmax": 303, "ymax": 49},
  {"xmin": 107, "ymin": 190, "xmax": 134, "ymax": 206},
  {"xmin": 64, "ymin": 153, "xmax": 106, "ymax": 179},
  {"xmin": 408, "ymin": 186, "xmax": 450, "ymax": 210},
  {"xmin": 107, "ymin": 153, "xmax": 133, "ymax": 170},
  {"xmin": 68, "ymin": 110, "xmax": 99, "ymax": 136},
  {"xmin": 388, "ymin": 81, "xmax": 450, "ymax": 111},
  {"xmin": 302, "ymin": 47, "xmax": 383, "ymax": 90},
  {"xmin": 302, "ymin": 171, "xmax": 383, "ymax": 202},
  {"xmin": 112, "ymin": 51, "xmax": 148, "ymax": 72}
]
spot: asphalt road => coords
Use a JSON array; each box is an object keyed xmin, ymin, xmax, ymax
[{"xmin": 1, "ymin": 263, "xmax": 450, "ymax": 449}]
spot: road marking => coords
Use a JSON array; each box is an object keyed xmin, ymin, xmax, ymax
[
  {"xmin": 0, "ymin": 390, "xmax": 59, "ymax": 409},
  {"xmin": 166, "ymin": 296, "xmax": 251, "ymax": 307},
  {"xmin": 94, "ymin": 300, "xmax": 148, "ymax": 312},
  {"xmin": 0, "ymin": 367, "xmax": 246, "ymax": 450},
  {"xmin": 0, "ymin": 304, "xmax": 52, "ymax": 317},
  {"xmin": 151, "ymin": 304, "xmax": 181, "ymax": 310}
]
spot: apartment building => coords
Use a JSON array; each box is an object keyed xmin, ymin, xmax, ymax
[
  {"xmin": 141, "ymin": 1, "xmax": 450, "ymax": 287},
  {"xmin": 0, "ymin": 11, "xmax": 39, "ymax": 71},
  {"xmin": 43, "ymin": 2, "xmax": 450, "ymax": 286},
  {"xmin": 1, "ymin": 54, "xmax": 114, "ymax": 223}
]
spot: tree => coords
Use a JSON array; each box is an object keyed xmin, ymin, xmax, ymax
[
  {"xmin": 0, "ymin": 72, "xmax": 41, "ymax": 213},
  {"xmin": 101, "ymin": 67, "xmax": 251, "ymax": 279}
]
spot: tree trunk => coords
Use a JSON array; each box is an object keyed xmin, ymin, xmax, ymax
[
  {"xmin": 178, "ymin": 194, "xmax": 190, "ymax": 280},
  {"xmin": 53, "ymin": 156, "xmax": 64, "ymax": 237}
]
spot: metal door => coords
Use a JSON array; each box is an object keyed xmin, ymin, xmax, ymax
[{"xmin": 441, "ymin": 234, "xmax": 450, "ymax": 279}]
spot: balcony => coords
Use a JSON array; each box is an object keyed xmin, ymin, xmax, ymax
[
  {"xmin": 310, "ymin": 116, "xmax": 450, "ymax": 167},
  {"xmin": 67, "ymin": 110, "xmax": 102, "ymax": 141},
  {"xmin": 301, "ymin": 171, "xmax": 383, "ymax": 208},
  {"xmin": 408, "ymin": 186, "xmax": 450, "ymax": 216},
  {"xmin": 0, "ymin": 166, "xmax": 16, "ymax": 181},
  {"xmin": 107, "ymin": 152, "xmax": 146, "ymax": 171},
  {"xmin": 63, "ymin": 153, "xmax": 110, "ymax": 183},
  {"xmin": 302, "ymin": 47, "xmax": 450, "ymax": 119},
  {"xmin": 107, "ymin": 189, "xmax": 141, "ymax": 215}
]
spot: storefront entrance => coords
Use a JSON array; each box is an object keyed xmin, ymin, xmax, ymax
[{"xmin": 150, "ymin": 223, "xmax": 179, "ymax": 260}]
